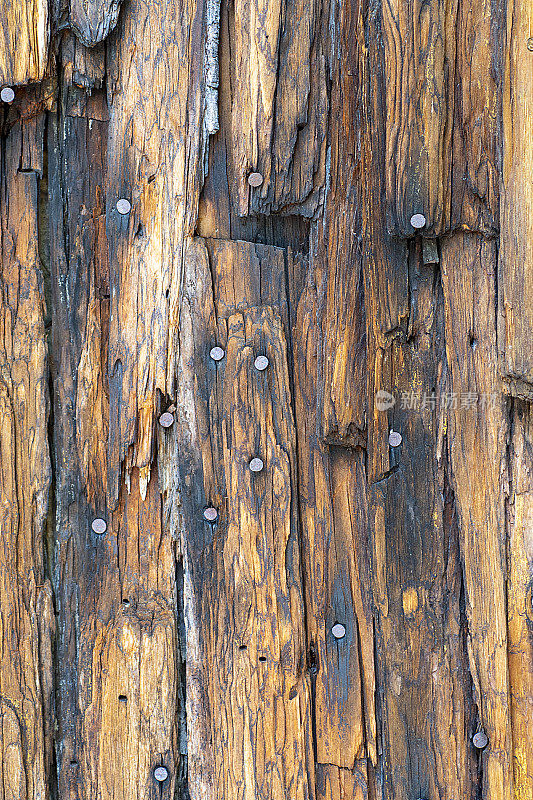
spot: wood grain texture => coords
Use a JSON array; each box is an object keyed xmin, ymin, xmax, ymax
[
  {"xmin": 499, "ymin": 0, "xmax": 533, "ymax": 398},
  {"xmin": 104, "ymin": 0, "xmax": 219, "ymax": 503},
  {"xmin": 0, "ymin": 0, "xmax": 48, "ymax": 86},
  {"xmin": 507, "ymin": 401, "xmax": 533, "ymax": 800},
  {"xmin": 382, "ymin": 0, "xmax": 457, "ymax": 236},
  {"xmin": 0, "ymin": 121, "xmax": 54, "ymax": 800},
  {"xmin": 440, "ymin": 233, "xmax": 513, "ymax": 800},
  {"xmin": 68, "ymin": 0, "xmax": 124, "ymax": 47},
  {"xmin": 451, "ymin": 0, "xmax": 500, "ymax": 233},
  {"xmin": 292, "ymin": 269, "xmax": 376, "ymax": 774},
  {"xmin": 167, "ymin": 237, "xmax": 315, "ymax": 800},
  {"xmin": 48, "ymin": 93, "xmax": 181, "ymax": 800}
]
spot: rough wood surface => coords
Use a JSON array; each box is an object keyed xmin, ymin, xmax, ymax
[
  {"xmin": 499, "ymin": 0, "xmax": 533, "ymax": 399},
  {"xmin": 0, "ymin": 1, "xmax": 532, "ymax": 799},
  {"xmin": 0, "ymin": 0, "xmax": 48, "ymax": 86}
]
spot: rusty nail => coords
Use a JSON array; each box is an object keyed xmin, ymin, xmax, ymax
[
  {"xmin": 332, "ymin": 623, "xmax": 346, "ymax": 639},
  {"xmin": 249, "ymin": 457, "xmax": 264, "ymax": 473},
  {"xmin": 116, "ymin": 198, "xmax": 131, "ymax": 215},
  {"xmin": 204, "ymin": 507, "xmax": 218, "ymax": 522},
  {"xmin": 248, "ymin": 172, "xmax": 264, "ymax": 187},
  {"xmin": 91, "ymin": 518, "xmax": 107, "ymax": 535},
  {"xmin": 254, "ymin": 355, "xmax": 269, "ymax": 371},
  {"xmin": 1, "ymin": 87, "xmax": 15, "ymax": 103},
  {"xmin": 159, "ymin": 411, "xmax": 174, "ymax": 428},
  {"xmin": 410, "ymin": 213, "xmax": 426, "ymax": 229},
  {"xmin": 210, "ymin": 346, "xmax": 225, "ymax": 361},
  {"xmin": 154, "ymin": 766, "xmax": 169, "ymax": 782},
  {"xmin": 389, "ymin": 430, "xmax": 402, "ymax": 447}
]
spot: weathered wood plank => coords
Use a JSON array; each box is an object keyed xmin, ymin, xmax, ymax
[
  {"xmin": 451, "ymin": 0, "xmax": 500, "ymax": 233},
  {"xmin": 169, "ymin": 237, "xmax": 315, "ymax": 800},
  {"xmin": 440, "ymin": 232, "xmax": 513, "ymax": 800},
  {"xmin": 104, "ymin": 0, "xmax": 219, "ymax": 503},
  {"xmin": 48, "ymin": 100, "xmax": 181, "ymax": 799},
  {"xmin": 507, "ymin": 401, "xmax": 533, "ymax": 799},
  {"xmin": 0, "ymin": 121, "xmax": 54, "ymax": 800},
  {"xmin": 382, "ymin": 0, "xmax": 457, "ymax": 236},
  {"xmin": 499, "ymin": 0, "xmax": 533, "ymax": 398},
  {"xmin": 0, "ymin": 0, "xmax": 48, "ymax": 86},
  {"xmin": 292, "ymin": 271, "xmax": 376, "ymax": 776}
]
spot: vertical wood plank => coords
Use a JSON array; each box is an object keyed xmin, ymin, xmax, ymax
[
  {"xmin": 0, "ymin": 0, "xmax": 49, "ymax": 85},
  {"xmin": 382, "ymin": 0, "xmax": 457, "ymax": 236},
  {"xmin": 0, "ymin": 121, "xmax": 54, "ymax": 800},
  {"xmin": 499, "ymin": 0, "xmax": 533, "ymax": 398},
  {"xmin": 440, "ymin": 232, "xmax": 513, "ymax": 800},
  {"xmin": 507, "ymin": 401, "xmax": 533, "ymax": 799}
]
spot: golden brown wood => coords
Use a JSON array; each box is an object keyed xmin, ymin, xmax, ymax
[
  {"xmin": 0, "ymin": 0, "xmax": 48, "ymax": 86},
  {"xmin": 1, "ymin": 1, "xmax": 532, "ymax": 800},
  {"xmin": 500, "ymin": 0, "xmax": 533, "ymax": 399},
  {"xmin": 0, "ymin": 121, "xmax": 53, "ymax": 799}
]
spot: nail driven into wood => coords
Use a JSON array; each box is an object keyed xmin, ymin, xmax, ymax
[
  {"xmin": 528, "ymin": 38, "xmax": 533, "ymax": 51},
  {"xmin": 1, "ymin": 87, "xmax": 15, "ymax": 103},
  {"xmin": 332, "ymin": 623, "xmax": 346, "ymax": 639},
  {"xmin": 91, "ymin": 518, "xmax": 107, "ymax": 535},
  {"xmin": 248, "ymin": 172, "xmax": 264, "ymax": 187},
  {"xmin": 153, "ymin": 766, "xmax": 169, "ymax": 782},
  {"xmin": 473, "ymin": 731, "xmax": 489, "ymax": 749},
  {"xmin": 254, "ymin": 355, "xmax": 269, "ymax": 371},
  {"xmin": 410, "ymin": 213, "xmax": 426, "ymax": 229},
  {"xmin": 159, "ymin": 411, "xmax": 174, "ymax": 428},
  {"xmin": 203, "ymin": 507, "xmax": 218, "ymax": 522},
  {"xmin": 389, "ymin": 430, "xmax": 402, "ymax": 447},
  {"xmin": 116, "ymin": 198, "xmax": 131, "ymax": 215},
  {"xmin": 210, "ymin": 345, "xmax": 225, "ymax": 361},
  {"xmin": 249, "ymin": 457, "xmax": 264, "ymax": 473}
]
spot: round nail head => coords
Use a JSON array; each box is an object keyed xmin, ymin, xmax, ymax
[
  {"xmin": 210, "ymin": 346, "xmax": 225, "ymax": 362},
  {"xmin": 1, "ymin": 87, "xmax": 15, "ymax": 103},
  {"xmin": 528, "ymin": 38, "xmax": 533, "ymax": 51},
  {"xmin": 159, "ymin": 411, "xmax": 174, "ymax": 428},
  {"xmin": 154, "ymin": 766, "xmax": 169, "ymax": 782},
  {"xmin": 116, "ymin": 198, "xmax": 131, "ymax": 215},
  {"xmin": 389, "ymin": 431, "xmax": 402, "ymax": 448},
  {"xmin": 473, "ymin": 731, "xmax": 488, "ymax": 749},
  {"xmin": 248, "ymin": 172, "xmax": 264, "ymax": 187},
  {"xmin": 254, "ymin": 355, "xmax": 269, "ymax": 371},
  {"xmin": 332, "ymin": 623, "xmax": 346, "ymax": 640},
  {"xmin": 204, "ymin": 507, "xmax": 218, "ymax": 522},
  {"xmin": 410, "ymin": 213, "xmax": 426, "ymax": 229},
  {"xmin": 91, "ymin": 518, "xmax": 107, "ymax": 535},
  {"xmin": 250, "ymin": 457, "xmax": 264, "ymax": 473}
]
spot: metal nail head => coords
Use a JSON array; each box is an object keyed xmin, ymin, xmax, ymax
[
  {"xmin": 332, "ymin": 623, "xmax": 346, "ymax": 639},
  {"xmin": 159, "ymin": 411, "xmax": 174, "ymax": 428},
  {"xmin": 210, "ymin": 346, "xmax": 225, "ymax": 361},
  {"xmin": 91, "ymin": 518, "xmax": 107, "ymax": 535},
  {"xmin": 410, "ymin": 213, "xmax": 426, "ymax": 229},
  {"xmin": 116, "ymin": 198, "xmax": 131, "ymax": 215},
  {"xmin": 528, "ymin": 38, "xmax": 533, "ymax": 51},
  {"xmin": 154, "ymin": 766, "xmax": 169, "ymax": 782},
  {"xmin": 389, "ymin": 430, "xmax": 402, "ymax": 447},
  {"xmin": 473, "ymin": 731, "xmax": 488, "ymax": 749},
  {"xmin": 254, "ymin": 355, "xmax": 269, "ymax": 371},
  {"xmin": 248, "ymin": 172, "xmax": 264, "ymax": 187},
  {"xmin": 250, "ymin": 457, "xmax": 264, "ymax": 473},
  {"xmin": 204, "ymin": 507, "xmax": 218, "ymax": 522},
  {"xmin": 1, "ymin": 87, "xmax": 15, "ymax": 103}
]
